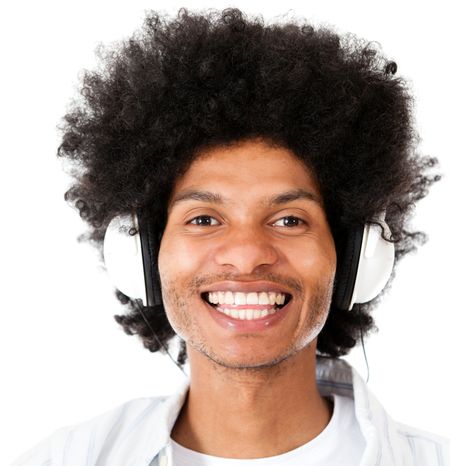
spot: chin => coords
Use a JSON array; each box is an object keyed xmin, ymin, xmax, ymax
[{"xmin": 201, "ymin": 345, "xmax": 300, "ymax": 370}]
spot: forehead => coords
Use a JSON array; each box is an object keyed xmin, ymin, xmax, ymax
[{"xmin": 168, "ymin": 139, "xmax": 323, "ymax": 208}]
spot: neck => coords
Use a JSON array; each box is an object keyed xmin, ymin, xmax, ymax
[{"xmin": 170, "ymin": 342, "xmax": 333, "ymax": 459}]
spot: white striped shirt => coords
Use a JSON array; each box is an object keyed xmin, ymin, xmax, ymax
[{"xmin": 11, "ymin": 356, "xmax": 450, "ymax": 466}]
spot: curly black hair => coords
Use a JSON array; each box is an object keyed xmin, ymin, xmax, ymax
[{"xmin": 57, "ymin": 7, "xmax": 441, "ymax": 366}]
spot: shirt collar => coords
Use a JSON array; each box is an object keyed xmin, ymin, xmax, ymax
[
  {"xmin": 315, "ymin": 356, "xmax": 401, "ymax": 466},
  {"xmin": 139, "ymin": 356, "xmax": 404, "ymax": 466}
]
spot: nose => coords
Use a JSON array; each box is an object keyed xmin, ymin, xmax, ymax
[{"xmin": 213, "ymin": 225, "xmax": 279, "ymax": 274}]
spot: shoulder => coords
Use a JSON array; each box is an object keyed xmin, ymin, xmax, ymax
[
  {"xmin": 11, "ymin": 396, "xmax": 167, "ymax": 466},
  {"xmin": 394, "ymin": 421, "xmax": 450, "ymax": 465}
]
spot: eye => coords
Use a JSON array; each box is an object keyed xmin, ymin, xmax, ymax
[
  {"xmin": 187, "ymin": 215, "xmax": 220, "ymax": 226},
  {"xmin": 272, "ymin": 216, "xmax": 306, "ymax": 227}
]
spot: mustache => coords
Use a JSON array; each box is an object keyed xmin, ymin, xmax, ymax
[{"xmin": 189, "ymin": 271, "xmax": 303, "ymax": 295}]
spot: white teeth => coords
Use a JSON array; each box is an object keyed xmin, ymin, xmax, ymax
[
  {"xmin": 246, "ymin": 292, "xmax": 259, "ymax": 305},
  {"xmin": 207, "ymin": 291, "xmax": 287, "ymax": 306},
  {"xmin": 224, "ymin": 291, "xmax": 234, "ymax": 305},
  {"xmin": 235, "ymin": 292, "xmax": 247, "ymax": 305},
  {"xmin": 217, "ymin": 307, "xmax": 278, "ymax": 320},
  {"xmin": 276, "ymin": 294, "xmax": 285, "ymax": 305}
]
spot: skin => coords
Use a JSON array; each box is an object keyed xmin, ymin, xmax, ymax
[{"xmin": 158, "ymin": 137, "xmax": 337, "ymax": 459}]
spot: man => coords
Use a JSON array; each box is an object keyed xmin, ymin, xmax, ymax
[{"xmin": 13, "ymin": 7, "xmax": 449, "ymax": 465}]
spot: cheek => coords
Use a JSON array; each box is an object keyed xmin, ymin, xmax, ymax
[
  {"xmin": 300, "ymin": 241, "xmax": 336, "ymax": 325},
  {"xmin": 158, "ymin": 275, "xmax": 191, "ymax": 338},
  {"xmin": 159, "ymin": 234, "xmax": 192, "ymax": 280},
  {"xmin": 158, "ymin": 234, "xmax": 205, "ymax": 308},
  {"xmin": 159, "ymin": 233, "xmax": 214, "ymax": 284},
  {"xmin": 286, "ymin": 239, "xmax": 336, "ymax": 281}
]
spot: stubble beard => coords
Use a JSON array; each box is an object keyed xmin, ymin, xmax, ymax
[{"xmin": 160, "ymin": 274, "xmax": 335, "ymax": 373}]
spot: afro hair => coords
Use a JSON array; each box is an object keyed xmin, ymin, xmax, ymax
[{"xmin": 57, "ymin": 7, "xmax": 441, "ymax": 366}]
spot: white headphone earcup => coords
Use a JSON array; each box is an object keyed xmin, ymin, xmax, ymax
[
  {"xmin": 103, "ymin": 214, "xmax": 146, "ymax": 302},
  {"xmin": 349, "ymin": 219, "xmax": 395, "ymax": 310}
]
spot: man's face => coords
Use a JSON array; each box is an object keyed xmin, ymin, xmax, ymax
[{"xmin": 158, "ymin": 138, "xmax": 336, "ymax": 369}]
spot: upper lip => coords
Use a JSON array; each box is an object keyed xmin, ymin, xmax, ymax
[{"xmin": 200, "ymin": 281, "xmax": 292, "ymax": 296}]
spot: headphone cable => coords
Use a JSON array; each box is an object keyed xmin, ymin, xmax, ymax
[
  {"xmin": 136, "ymin": 298, "xmax": 188, "ymax": 378},
  {"xmin": 360, "ymin": 319, "xmax": 370, "ymax": 384}
]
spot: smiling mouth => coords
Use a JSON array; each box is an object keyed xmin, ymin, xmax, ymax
[{"xmin": 201, "ymin": 292, "xmax": 292, "ymax": 320}]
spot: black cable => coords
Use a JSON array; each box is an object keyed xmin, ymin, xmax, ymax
[
  {"xmin": 135, "ymin": 299, "xmax": 188, "ymax": 378},
  {"xmin": 360, "ymin": 318, "xmax": 370, "ymax": 384}
]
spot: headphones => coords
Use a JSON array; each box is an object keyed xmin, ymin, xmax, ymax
[{"xmin": 103, "ymin": 208, "xmax": 395, "ymax": 312}]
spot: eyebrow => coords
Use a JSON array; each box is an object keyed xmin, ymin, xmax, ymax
[{"xmin": 170, "ymin": 188, "xmax": 323, "ymax": 208}]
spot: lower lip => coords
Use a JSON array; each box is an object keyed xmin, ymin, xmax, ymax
[{"xmin": 204, "ymin": 299, "xmax": 293, "ymax": 332}]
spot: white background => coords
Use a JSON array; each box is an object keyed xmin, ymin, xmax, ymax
[{"xmin": 1, "ymin": 1, "xmax": 449, "ymax": 464}]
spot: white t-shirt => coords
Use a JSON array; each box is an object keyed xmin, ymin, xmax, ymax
[{"xmin": 170, "ymin": 393, "xmax": 365, "ymax": 466}]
